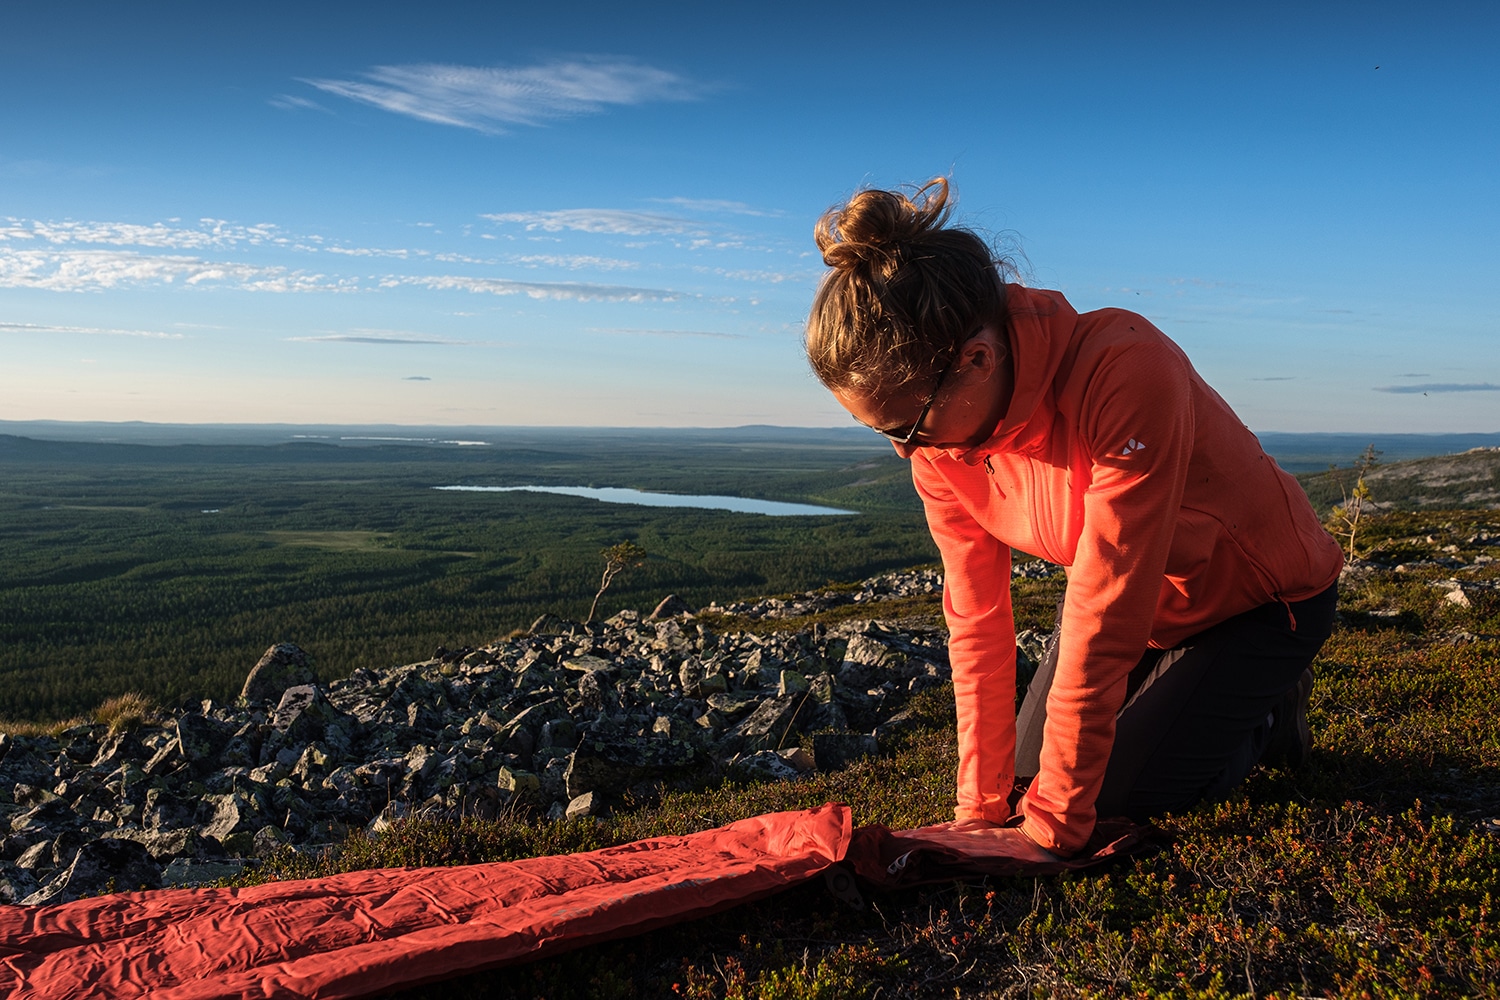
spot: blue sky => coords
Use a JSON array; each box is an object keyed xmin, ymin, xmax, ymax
[{"xmin": 1, "ymin": 1, "xmax": 1495, "ymax": 433}]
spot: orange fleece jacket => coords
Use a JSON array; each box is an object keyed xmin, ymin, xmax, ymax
[{"xmin": 911, "ymin": 287, "xmax": 1343, "ymax": 855}]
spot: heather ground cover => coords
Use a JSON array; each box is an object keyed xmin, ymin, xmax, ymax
[{"xmin": 228, "ymin": 509, "xmax": 1499, "ymax": 999}]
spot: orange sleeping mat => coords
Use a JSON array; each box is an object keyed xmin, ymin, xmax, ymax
[{"xmin": 0, "ymin": 804, "xmax": 1149, "ymax": 999}]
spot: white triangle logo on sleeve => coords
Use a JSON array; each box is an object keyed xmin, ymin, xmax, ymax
[{"xmin": 1121, "ymin": 438, "xmax": 1146, "ymax": 455}]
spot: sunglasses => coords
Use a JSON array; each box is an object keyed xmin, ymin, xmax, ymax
[{"xmin": 863, "ymin": 352, "xmax": 957, "ymax": 445}]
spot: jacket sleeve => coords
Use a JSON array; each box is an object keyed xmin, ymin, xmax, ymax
[
  {"xmin": 1018, "ymin": 338, "xmax": 1195, "ymax": 854},
  {"xmin": 911, "ymin": 457, "xmax": 1018, "ymax": 823}
]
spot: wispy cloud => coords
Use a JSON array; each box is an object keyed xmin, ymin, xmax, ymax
[
  {"xmin": 1, "ymin": 218, "xmax": 290, "ymax": 250},
  {"xmin": 693, "ymin": 265, "xmax": 814, "ymax": 284},
  {"xmin": 304, "ymin": 58, "xmax": 697, "ymax": 133},
  {"xmin": 650, "ymin": 197, "xmax": 780, "ymax": 217},
  {"xmin": 289, "ymin": 331, "xmax": 475, "ymax": 345},
  {"xmin": 0, "ymin": 248, "xmax": 342, "ymax": 292},
  {"xmin": 403, "ymin": 375, "xmax": 432, "ymax": 380},
  {"xmin": 390, "ymin": 274, "xmax": 681, "ymax": 302},
  {"xmin": 507, "ymin": 253, "xmax": 638, "ymax": 270},
  {"xmin": 586, "ymin": 326, "xmax": 746, "ymax": 340},
  {"xmin": 269, "ymin": 94, "xmax": 330, "ymax": 113},
  {"xmin": 1374, "ymin": 383, "xmax": 1500, "ymax": 394},
  {"xmin": 0, "ymin": 320, "xmax": 183, "ymax": 339},
  {"xmin": 482, "ymin": 209, "xmax": 705, "ymax": 236}
]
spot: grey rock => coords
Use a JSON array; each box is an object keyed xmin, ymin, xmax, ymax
[
  {"xmin": 647, "ymin": 594, "xmax": 693, "ymax": 621},
  {"xmin": 90, "ymin": 731, "xmax": 147, "ymax": 773},
  {"xmin": 528, "ymin": 613, "xmax": 571, "ymax": 636},
  {"xmin": 143, "ymin": 739, "xmax": 186, "ymax": 778},
  {"xmin": 538, "ymin": 755, "xmax": 571, "ymax": 801},
  {"xmin": 562, "ymin": 654, "xmax": 614, "ymax": 675},
  {"xmin": 141, "ymin": 788, "xmax": 195, "ymax": 830},
  {"xmin": 10, "ymin": 797, "xmax": 77, "ymax": 835},
  {"xmin": 241, "ymin": 643, "xmax": 317, "ymax": 706},
  {"xmin": 537, "ymin": 717, "xmax": 578, "ymax": 750},
  {"xmin": 705, "ymin": 691, "xmax": 761, "ymax": 720},
  {"xmin": 367, "ymin": 801, "xmax": 408, "ymax": 835},
  {"xmin": 564, "ymin": 736, "xmax": 699, "ymax": 800},
  {"xmin": 0, "ymin": 861, "xmax": 40, "ymax": 903},
  {"xmin": 565, "ymin": 790, "xmax": 602, "ymax": 819},
  {"xmin": 177, "ymin": 713, "xmax": 235, "ymax": 771},
  {"xmin": 777, "ymin": 669, "xmax": 810, "ymax": 696},
  {"xmin": 252, "ymin": 826, "xmax": 289, "ymax": 857},
  {"xmin": 218, "ymin": 724, "xmax": 262, "ymax": 768},
  {"xmin": 14, "ymin": 839, "xmax": 54, "ymax": 872},
  {"xmin": 199, "ymin": 791, "xmax": 266, "ymax": 853},
  {"xmin": 728, "ymin": 696, "xmax": 812, "ymax": 754},
  {"xmin": 104, "ymin": 826, "xmax": 216, "ymax": 862},
  {"xmin": 265, "ymin": 685, "xmax": 353, "ymax": 762},
  {"xmin": 161, "ymin": 857, "xmax": 257, "ymax": 888},
  {"xmin": 729, "ymin": 750, "xmax": 801, "ymax": 783},
  {"xmin": 22, "ymin": 838, "xmax": 162, "ymax": 905}
]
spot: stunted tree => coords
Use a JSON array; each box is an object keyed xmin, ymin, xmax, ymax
[
  {"xmin": 1328, "ymin": 443, "xmax": 1380, "ymax": 560},
  {"xmin": 588, "ymin": 541, "xmax": 648, "ymax": 622}
]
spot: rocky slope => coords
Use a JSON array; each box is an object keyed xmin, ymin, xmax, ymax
[{"xmin": 1, "ymin": 565, "xmax": 1060, "ymax": 906}]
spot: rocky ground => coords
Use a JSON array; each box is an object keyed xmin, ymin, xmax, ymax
[{"xmin": 0, "ymin": 565, "xmax": 1066, "ymax": 906}]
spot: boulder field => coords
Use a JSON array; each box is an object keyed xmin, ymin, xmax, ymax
[{"xmin": 1, "ymin": 566, "xmax": 1062, "ymax": 905}]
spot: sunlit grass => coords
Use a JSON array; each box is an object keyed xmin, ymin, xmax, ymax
[{"xmin": 262, "ymin": 530, "xmax": 395, "ymax": 551}]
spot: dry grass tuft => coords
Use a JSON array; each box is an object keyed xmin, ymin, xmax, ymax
[
  {"xmin": 92, "ymin": 692, "xmax": 156, "ymax": 735},
  {"xmin": 0, "ymin": 715, "xmax": 87, "ymax": 737}
]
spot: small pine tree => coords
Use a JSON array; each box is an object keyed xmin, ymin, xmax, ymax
[
  {"xmin": 588, "ymin": 541, "xmax": 647, "ymax": 622},
  {"xmin": 1328, "ymin": 444, "xmax": 1380, "ymax": 560}
]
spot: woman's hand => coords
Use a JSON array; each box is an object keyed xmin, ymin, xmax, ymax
[{"xmin": 911, "ymin": 818, "xmax": 1063, "ymax": 863}]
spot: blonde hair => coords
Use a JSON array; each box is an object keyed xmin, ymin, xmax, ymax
[{"xmin": 806, "ymin": 177, "xmax": 1010, "ymax": 394}]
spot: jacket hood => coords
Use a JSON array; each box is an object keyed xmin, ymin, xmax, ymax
[{"xmin": 940, "ymin": 286, "xmax": 1077, "ymax": 464}]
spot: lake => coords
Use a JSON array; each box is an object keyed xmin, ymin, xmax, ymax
[{"xmin": 433, "ymin": 485, "xmax": 856, "ymax": 517}]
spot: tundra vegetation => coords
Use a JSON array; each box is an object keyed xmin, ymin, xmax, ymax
[
  {"xmin": 230, "ymin": 504, "xmax": 1500, "ymax": 999},
  {"xmin": 3, "ymin": 435, "xmax": 1498, "ymax": 996}
]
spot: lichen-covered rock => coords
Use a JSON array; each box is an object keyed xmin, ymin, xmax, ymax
[
  {"xmin": 263, "ymin": 685, "xmax": 353, "ymax": 763},
  {"xmin": 177, "ymin": 713, "xmax": 235, "ymax": 772},
  {"xmin": 240, "ymin": 643, "xmax": 317, "ymax": 706},
  {"xmin": 198, "ymin": 791, "xmax": 267, "ymax": 854},
  {"xmin": 729, "ymin": 750, "xmax": 801, "ymax": 783}
]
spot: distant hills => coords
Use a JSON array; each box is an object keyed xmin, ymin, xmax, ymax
[
  {"xmin": 1255, "ymin": 432, "xmax": 1500, "ymax": 472},
  {"xmin": 1298, "ymin": 446, "xmax": 1500, "ymax": 512},
  {"xmin": 3, "ymin": 420, "xmax": 1498, "ymax": 473}
]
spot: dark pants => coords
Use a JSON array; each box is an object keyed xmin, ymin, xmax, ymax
[{"xmin": 1014, "ymin": 583, "xmax": 1337, "ymax": 822}]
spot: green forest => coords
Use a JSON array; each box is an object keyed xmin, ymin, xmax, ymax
[
  {"xmin": 6, "ymin": 430, "xmax": 1495, "ymax": 726},
  {"xmin": 0, "ymin": 432, "xmax": 932, "ymax": 722}
]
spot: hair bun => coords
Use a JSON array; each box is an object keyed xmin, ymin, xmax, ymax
[{"xmin": 815, "ymin": 178, "xmax": 953, "ymax": 271}]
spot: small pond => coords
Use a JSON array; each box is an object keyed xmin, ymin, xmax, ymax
[{"xmin": 433, "ymin": 485, "xmax": 856, "ymax": 517}]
